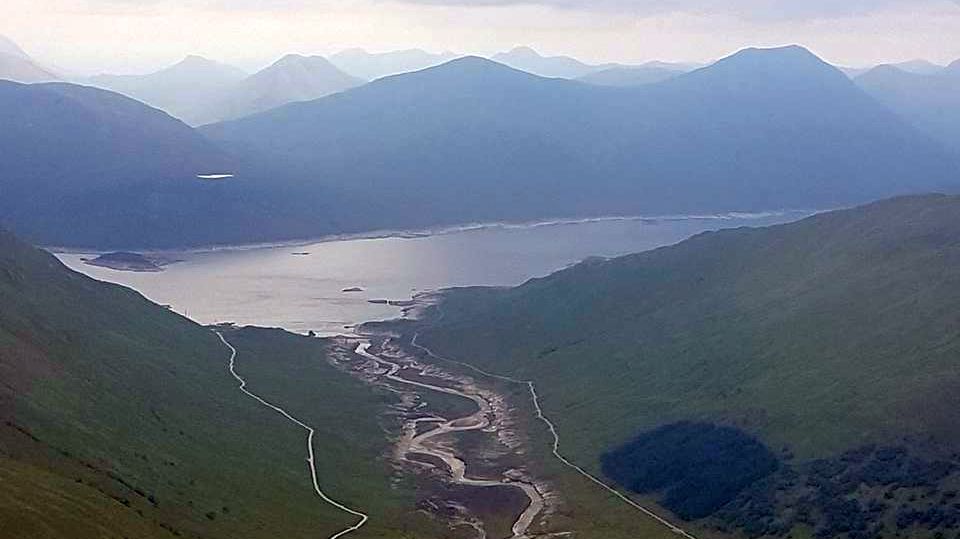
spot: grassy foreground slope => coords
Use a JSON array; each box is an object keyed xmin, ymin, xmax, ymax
[
  {"xmin": 0, "ymin": 229, "xmax": 437, "ymax": 538},
  {"xmin": 422, "ymin": 194, "xmax": 960, "ymax": 459},
  {"xmin": 416, "ymin": 194, "xmax": 960, "ymax": 536}
]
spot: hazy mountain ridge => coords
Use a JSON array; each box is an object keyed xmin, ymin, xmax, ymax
[
  {"xmin": 2, "ymin": 44, "xmax": 957, "ymax": 249},
  {"xmin": 209, "ymin": 54, "xmax": 363, "ymax": 122},
  {"xmin": 89, "ymin": 53, "xmax": 361, "ymax": 125},
  {"xmin": 857, "ymin": 60, "xmax": 960, "ymax": 154},
  {"xmin": 576, "ymin": 63, "xmax": 684, "ymax": 86},
  {"xmin": 204, "ymin": 46, "xmax": 959, "ymax": 238},
  {"xmin": 89, "ymin": 55, "xmax": 247, "ymax": 125},
  {"xmin": 491, "ymin": 46, "xmax": 697, "ymax": 80},
  {"xmin": 492, "ymin": 46, "xmax": 609, "ymax": 78},
  {"xmin": 0, "ymin": 35, "xmax": 28, "ymax": 58},
  {"xmin": 0, "ymin": 35, "xmax": 60, "ymax": 83},
  {"xmin": 330, "ymin": 47, "xmax": 459, "ymax": 80}
]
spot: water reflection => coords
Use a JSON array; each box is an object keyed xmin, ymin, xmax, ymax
[{"xmin": 57, "ymin": 214, "xmax": 804, "ymax": 335}]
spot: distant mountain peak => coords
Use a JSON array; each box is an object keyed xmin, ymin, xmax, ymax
[
  {"xmin": 178, "ymin": 54, "xmax": 216, "ymax": 66},
  {"xmin": 729, "ymin": 44, "xmax": 820, "ymax": 62},
  {"xmin": 162, "ymin": 55, "xmax": 244, "ymax": 78},
  {"xmin": 508, "ymin": 46, "xmax": 541, "ymax": 56},
  {"xmin": 892, "ymin": 59, "xmax": 944, "ymax": 75},
  {"xmin": 866, "ymin": 64, "xmax": 908, "ymax": 77},
  {"xmin": 698, "ymin": 45, "xmax": 845, "ymax": 84},
  {"xmin": 425, "ymin": 55, "xmax": 530, "ymax": 77},
  {"xmin": 271, "ymin": 54, "xmax": 334, "ymax": 67},
  {"xmin": 256, "ymin": 54, "xmax": 353, "ymax": 80}
]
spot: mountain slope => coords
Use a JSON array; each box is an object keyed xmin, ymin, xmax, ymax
[
  {"xmin": 0, "ymin": 229, "xmax": 439, "ymax": 538},
  {"xmin": 204, "ymin": 46, "xmax": 959, "ymax": 232},
  {"xmin": 0, "ymin": 36, "xmax": 59, "ymax": 83},
  {"xmin": 0, "ymin": 35, "xmax": 28, "ymax": 58},
  {"xmin": 0, "ymin": 81, "xmax": 284, "ymax": 248},
  {"xmin": 416, "ymin": 193, "xmax": 960, "ymax": 537},
  {"xmin": 0, "ymin": 53, "xmax": 60, "ymax": 83},
  {"xmin": 491, "ymin": 46, "xmax": 608, "ymax": 78},
  {"xmin": 576, "ymin": 64, "xmax": 683, "ymax": 86},
  {"xmin": 329, "ymin": 48, "xmax": 458, "ymax": 80},
  {"xmin": 857, "ymin": 62, "xmax": 960, "ymax": 154},
  {"xmin": 891, "ymin": 59, "xmax": 945, "ymax": 75},
  {"xmin": 89, "ymin": 56, "xmax": 247, "ymax": 125},
  {"xmin": 212, "ymin": 54, "xmax": 362, "ymax": 121}
]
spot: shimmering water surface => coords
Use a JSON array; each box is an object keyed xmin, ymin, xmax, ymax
[{"xmin": 57, "ymin": 214, "xmax": 803, "ymax": 335}]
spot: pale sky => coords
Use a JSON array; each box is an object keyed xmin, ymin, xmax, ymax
[{"xmin": 3, "ymin": 0, "xmax": 959, "ymax": 74}]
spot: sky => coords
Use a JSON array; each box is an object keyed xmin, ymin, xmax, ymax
[{"xmin": 2, "ymin": 0, "xmax": 959, "ymax": 74}]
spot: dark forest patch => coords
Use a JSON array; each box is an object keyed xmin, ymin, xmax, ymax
[
  {"xmin": 603, "ymin": 422, "xmax": 960, "ymax": 538},
  {"xmin": 601, "ymin": 422, "xmax": 779, "ymax": 519}
]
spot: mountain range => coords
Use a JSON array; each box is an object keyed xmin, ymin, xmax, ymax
[
  {"xmin": 329, "ymin": 47, "xmax": 459, "ymax": 80},
  {"xmin": 1, "ymin": 43, "xmax": 958, "ymax": 249},
  {"xmin": 89, "ymin": 55, "xmax": 248, "ymax": 125},
  {"xmin": 207, "ymin": 54, "xmax": 363, "ymax": 122},
  {"xmin": 575, "ymin": 63, "xmax": 686, "ymax": 86},
  {"xmin": 415, "ymin": 193, "xmax": 960, "ymax": 538},
  {"xmin": 204, "ymin": 46, "xmax": 959, "ymax": 235},
  {"xmin": 491, "ymin": 46, "xmax": 696, "ymax": 80},
  {"xmin": 856, "ymin": 61, "xmax": 960, "ymax": 154},
  {"xmin": 88, "ymin": 54, "xmax": 360, "ymax": 125}
]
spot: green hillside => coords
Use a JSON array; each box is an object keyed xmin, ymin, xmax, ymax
[
  {"xmin": 416, "ymin": 194, "xmax": 960, "ymax": 538},
  {"xmin": 0, "ymin": 229, "xmax": 439, "ymax": 538}
]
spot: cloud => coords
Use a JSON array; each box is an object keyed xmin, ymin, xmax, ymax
[
  {"xmin": 394, "ymin": 0, "xmax": 956, "ymax": 20},
  {"xmin": 73, "ymin": 0, "xmax": 960, "ymax": 21}
]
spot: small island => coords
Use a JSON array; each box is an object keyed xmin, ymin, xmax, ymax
[
  {"xmin": 83, "ymin": 252, "xmax": 178, "ymax": 273},
  {"xmin": 367, "ymin": 299, "xmax": 416, "ymax": 307}
]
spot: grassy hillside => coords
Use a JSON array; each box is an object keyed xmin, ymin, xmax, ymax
[
  {"xmin": 416, "ymin": 194, "xmax": 960, "ymax": 537},
  {"xmin": 0, "ymin": 229, "xmax": 440, "ymax": 538}
]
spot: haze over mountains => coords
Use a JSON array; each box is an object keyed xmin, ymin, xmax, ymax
[
  {"xmin": 491, "ymin": 46, "xmax": 696, "ymax": 81},
  {"xmin": 0, "ymin": 36, "xmax": 59, "ymax": 83},
  {"xmin": 205, "ymin": 46, "xmax": 958, "ymax": 235},
  {"xmin": 0, "ymin": 34, "xmax": 958, "ymax": 249},
  {"xmin": 208, "ymin": 54, "xmax": 363, "ymax": 122},
  {"xmin": 491, "ymin": 46, "xmax": 616, "ymax": 78},
  {"xmin": 88, "ymin": 54, "xmax": 361, "ymax": 125},
  {"xmin": 575, "ymin": 63, "xmax": 686, "ymax": 87},
  {"xmin": 329, "ymin": 47, "xmax": 459, "ymax": 80},
  {"xmin": 89, "ymin": 56, "xmax": 248, "ymax": 125},
  {"xmin": 857, "ymin": 61, "xmax": 960, "ymax": 154}
]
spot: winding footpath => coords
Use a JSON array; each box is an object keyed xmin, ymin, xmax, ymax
[
  {"xmin": 408, "ymin": 307, "xmax": 698, "ymax": 539},
  {"xmin": 215, "ymin": 331, "xmax": 369, "ymax": 539},
  {"xmin": 354, "ymin": 341, "xmax": 545, "ymax": 538}
]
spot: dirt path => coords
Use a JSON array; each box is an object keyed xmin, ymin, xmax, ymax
[{"xmin": 216, "ymin": 331, "xmax": 369, "ymax": 539}]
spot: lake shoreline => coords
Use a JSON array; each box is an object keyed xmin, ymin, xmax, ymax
[{"xmin": 46, "ymin": 209, "xmax": 814, "ymax": 256}]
